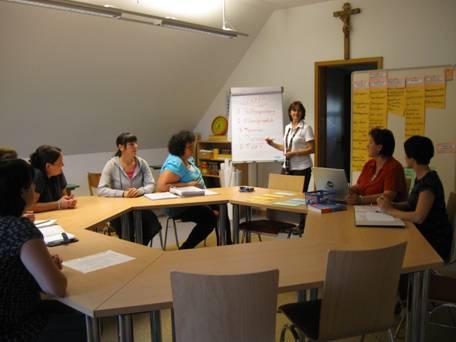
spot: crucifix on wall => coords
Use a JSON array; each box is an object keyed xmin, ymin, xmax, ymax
[{"xmin": 333, "ymin": 2, "xmax": 361, "ymax": 60}]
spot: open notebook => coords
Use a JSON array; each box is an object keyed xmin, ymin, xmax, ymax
[
  {"xmin": 354, "ymin": 206, "xmax": 405, "ymax": 228},
  {"xmin": 35, "ymin": 220, "xmax": 78, "ymax": 246}
]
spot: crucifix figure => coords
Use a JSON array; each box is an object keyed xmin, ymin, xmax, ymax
[{"xmin": 333, "ymin": 2, "xmax": 361, "ymax": 60}]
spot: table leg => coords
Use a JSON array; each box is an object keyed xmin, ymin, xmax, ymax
[
  {"xmin": 406, "ymin": 270, "xmax": 429, "ymax": 342},
  {"xmin": 232, "ymin": 204, "xmax": 240, "ymax": 244},
  {"xmin": 150, "ymin": 310, "xmax": 162, "ymax": 342},
  {"xmin": 85, "ymin": 316, "xmax": 100, "ymax": 342},
  {"xmin": 218, "ymin": 203, "xmax": 227, "ymax": 245},
  {"xmin": 121, "ymin": 215, "xmax": 130, "ymax": 241},
  {"xmin": 133, "ymin": 210, "xmax": 143, "ymax": 244},
  {"xmin": 118, "ymin": 314, "xmax": 133, "ymax": 342},
  {"xmin": 297, "ymin": 290, "xmax": 307, "ymax": 303},
  {"xmin": 310, "ymin": 288, "xmax": 318, "ymax": 301},
  {"xmin": 171, "ymin": 308, "xmax": 176, "ymax": 342}
]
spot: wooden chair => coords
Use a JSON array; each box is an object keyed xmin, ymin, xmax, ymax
[
  {"xmin": 240, "ymin": 173, "xmax": 305, "ymax": 242},
  {"xmin": 87, "ymin": 172, "xmax": 102, "ymax": 196},
  {"xmin": 171, "ymin": 269, "xmax": 279, "ymax": 342},
  {"xmin": 279, "ymin": 243, "xmax": 407, "ymax": 341}
]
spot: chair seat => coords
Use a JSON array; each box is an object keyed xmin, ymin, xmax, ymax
[
  {"xmin": 429, "ymin": 272, "xmax": 456, "ymax": 303},
  {"xmin": 239, "ymin": 219, "xmax": 296, "ymax": 235},
  {"xmin": 279, "ymin": 300, "xmax": 321, "ymax": 340}
]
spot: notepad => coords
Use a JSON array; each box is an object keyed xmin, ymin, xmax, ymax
[
  {"xmin": 38, "ymin": 225, "xmax": 78, "ymax": 246},
  {"xmin": 63, "ymin": 250, "xmax": 135, "ymax": 273},
  {"xmin": 145, "ymin": 192, "xmax": 178, "ymax": 200},
  {"xmin": 354, "ymin": 206, "xmax": 405, "ymax": 228},
  {"xmin": 170, "ymin": 186, "xmax": 205, "ymax": 197}
]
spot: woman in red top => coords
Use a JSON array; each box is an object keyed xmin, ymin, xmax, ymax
[{"xmin": 346, "ymin": 128, "xmax": 407, "ymax": 205}]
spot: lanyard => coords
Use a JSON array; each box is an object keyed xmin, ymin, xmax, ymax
[{"xmin": 284, "ymin": 125, "xmax": 301, "ymax": 153}]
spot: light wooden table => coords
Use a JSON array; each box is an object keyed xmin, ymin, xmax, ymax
[{"xmin": 36, "ymin": 189, "xmax": 443, "ymax": 342}]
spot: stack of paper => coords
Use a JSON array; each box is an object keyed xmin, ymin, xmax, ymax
[
  {"xmin": 170, "ymin": 186, "xmax": 205, "ymax": 197},
  {"xmin": 36, "ymin": 222, "xmax": 77, "ymax": 246}
]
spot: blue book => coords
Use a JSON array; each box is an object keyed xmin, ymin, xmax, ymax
[{"xmin": 308, "ymin": 202, "xmax": 347, "ymax": 214}]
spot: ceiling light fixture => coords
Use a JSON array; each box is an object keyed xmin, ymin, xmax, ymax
[{"xmin": 5, "ymin": 0, "xmax": 248, "ymax": 38}]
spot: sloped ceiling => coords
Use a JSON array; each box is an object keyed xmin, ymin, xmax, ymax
[{"xmin": 0, "ymin": 0, "xmax": 329, "ymax": 155}]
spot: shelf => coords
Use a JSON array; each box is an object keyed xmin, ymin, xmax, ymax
[
  {"xmin": 202, "ymin": 174, "xmax": 220, "ymax": 178},
  {"xmin": 198, "ymin": 140, "xmax": 231, "ymax": 144},
  {"xmin": 198, "ymin": 158, "xmax": 231, "ymax": 162}
]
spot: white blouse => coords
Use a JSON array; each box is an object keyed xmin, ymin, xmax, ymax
[{"xmin": 283, "ymin": 120, "xmax": 315, "ymax": 170}]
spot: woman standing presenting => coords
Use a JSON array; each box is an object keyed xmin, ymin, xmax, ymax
[{"xmin": 265, "ymin": 101, "xmax": 315, "ymax": 192}]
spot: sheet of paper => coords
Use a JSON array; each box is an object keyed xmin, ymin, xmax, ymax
[
  {"xmin": 405, "ymin": 77, "xmax": 425, "ymax": 139},
  {"xmin": 63, "ymin": 250, "xmax": 135, "ymax": 274},
  {"xmin": 287, "ymin": 198, "xmax": 308, "ymax": 204},
  {"xmin": 273, "ymin": 191, "xmax": 296, "ymax": 196},
  {"xmin": 204, "ymin": 189, "xmax": 218, "ymax": 196},
  {"xmin": 387, "ymin": 76, "xmax": 406, "ymax": 115},
  {"xmin": 272, "ymin": 201, "xmax": 302, "ymax": 207},
  {"xmin": 425, "ymin": 74, "xmax": 446, "ymax": 109},
  {"xmin": 352, "ymin": 79, "xmax": 370, "ymax": 172},
  {"xmin": 39, "ymin": 224, "xmax": 75, "ymax": 245},
  {"xmin": 365, "ymin": 212, "xmax": 395, "ymax": 222},
  {"xmin": 35, "ymin": 219, "xmax": 57, "ymax": 228},
  {"xmin": 369, "ymin": 71, "xmax": 388, "ymax": 129},
  {"xmin": 144, "ymin": 192, "xmax": 178, "ymax": 200}
]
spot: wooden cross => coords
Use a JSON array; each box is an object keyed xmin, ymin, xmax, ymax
[{"xmin": 333, "ymin": 2, "xmax": 361, "ymax": 60}]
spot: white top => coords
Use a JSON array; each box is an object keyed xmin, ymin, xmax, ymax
[{"xmin": 283, "ymin": 120, "xmax": 315, "ymax": 170}]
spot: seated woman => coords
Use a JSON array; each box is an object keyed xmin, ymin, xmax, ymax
[
  {"xmin": 0, "ymin": 146, "xmax": 18, "ymax": 161},
  {"xmin": 29, "ymin": 145, "xmax": 77, "ymax": 212},
  {"xmin": 346, "ymin": 128, "xmax": 407, "ymax": 205},
  {"xmin": 0, "ymin": 159, "xmax": 84, "ymax": 341},
  {"xmin": 378, "ymin": 136, "xmax": 452, "ymax": 261},
  {"xmin": 157, "ymin": 130, "xmax": 231, "ymax": 249},
  {"xmin": 98, "ymin": 132, "xmax": 162, "ymax": 246}
]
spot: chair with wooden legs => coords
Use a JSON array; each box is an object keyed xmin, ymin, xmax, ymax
[
  {"xmin": 279, "ymin": 243, "xmax": 407, "ymax": 342},
  {"xmin": 171, "ymin": 269, "xmax": 279, "ymax": 342},
  {"xmin": 240, "ymin": 173, "xmax": 305, "ymax": 243},
  {"xmin": 87, "ymin": 172, "xmax": 113, "ymax": 234}
]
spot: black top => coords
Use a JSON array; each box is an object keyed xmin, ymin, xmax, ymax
[
  {"xmin": 34, "ymin": 169, "xmax": 67, "ymax": 203},
  {"xmin": 408, "ymin": 171, "xmax": 452, "ymax": 261},
  {"xmin": 0, "ymin": 216, "xmax": 46, "ymax": 341}
]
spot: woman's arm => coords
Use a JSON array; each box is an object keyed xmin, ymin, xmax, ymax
[
  {"xmin": 265, "ymin": 138, "xmax": 284, "ymax": 152},
  {"xmin": 157, "ymin": 170, "xmax": 200, "ymax": 192},
  {"xmin": 30, "ymin": 195, "xmax": 77, "ymax": 212},
  {"xmin": 97, "ymin": 161, "xmax": 124, "ymax": 197},
  {"xmin": 137, "ymin": 160, "xmax": 155, "ymax": 195},
  {"xmin": 379, "ymin": 190, "xmax": 434, "ymax": 224},
  {"xmin": 20, "ymin": 239, "xmax": 67, "ymax": 297},
  {"xmin": 285, "ymin": 140, "xmax": 315, "ymax": 157},
  {"xmin": 346, "ymin": 190, "xmax": 397, "ymax": 205}
]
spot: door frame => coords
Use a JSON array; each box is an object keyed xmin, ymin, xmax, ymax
[{"xmin": 314, "ymin": 57, "xmax": 383, "ymax": 166}]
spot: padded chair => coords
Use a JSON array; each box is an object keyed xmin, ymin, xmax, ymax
[
  {"xmin": 240, "ymin": 173, "xmax": 305, "ymax": 243},
  {"xmin": 426, "ymin": 191, "xmax": 456, "ymax": 329},
  {"xmin": 171, "ymin": 269, "xmax": 279, "ymax": 342},
  {"xmin": 279, "ymin": 243, "xmax": 407, "ymax": 342}
]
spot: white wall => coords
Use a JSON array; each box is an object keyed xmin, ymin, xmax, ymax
[{"xmin": 195, "ymin": 0, "xmax": 456, "ymax": 187}]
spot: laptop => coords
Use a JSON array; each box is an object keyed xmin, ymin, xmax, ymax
[{"xmin": 312, "ymin": 167, "xmax": 348, "ymax": 202}]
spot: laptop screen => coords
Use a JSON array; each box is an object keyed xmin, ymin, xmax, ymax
[{"xmin": 312, "ymin": 167, "xmax": 348, "ymax": 201}]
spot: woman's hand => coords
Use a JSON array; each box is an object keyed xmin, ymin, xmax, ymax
[
  {"xmin": 58, "ymin": 196, "xmax": 77, "ymax": 209},
  {"xmin": 284, "ymin": 151, "xmax": 296, "ymax": 158},
  {"xmin": 187, "ymin": 181, "xmax": 201, "ymax": 188},
  {"xmin": 345, "ymin": 192, "xmax": 360, "ymax": 205},
  {"xmin": 51, "ymin": 254, "xmax": 63, "ymax": 270},
  {"xmin": 123, "ymin": 188, "xmax": 140, "ymax": 198},
  {"xmin": 23, "ymin": 210, "xmax": 35, "ymax": 222},
  {"xmin": 265, "ymin": 137, "xmax": 274, "ymax": 146},
  {"xmin": 377, "ymin": 196, "xmax": 392, "ymax": 211}
]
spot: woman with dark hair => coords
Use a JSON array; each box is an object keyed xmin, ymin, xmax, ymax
[
  {"xmin": 0, "ymin": 146, "xmax": 18, "ymax": 161},
  {"xmin": 30, "ymin": 145, "xmax": 77, "ymax": 212},
  {"xmin": 0, "ymin": 159, "xmax": 84, "ymax": 341},
  {"xmin": 378, "ymin": 136, "xmax": 452, "ymax": 261},
  {"xmin": 265, "ymin": 101, "xmax": 315, "ymax": 192},
  {"xmin": 346, "ymin": 128, "xmax": 407, "ymax": 205},
  {"xmin": 157, "ymin": 130, "xmax": 231, "ymax": 248},
  {"xmin": 98, "ymin": 132, "xmax": 162, "ymax": 245}
]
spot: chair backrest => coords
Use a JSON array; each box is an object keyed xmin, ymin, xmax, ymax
[
  {"xmin": 171, "ymin": 269, "xmax": 279, "ymax": 342},
  {"xmin": 447, "ymin": 192, "xmax": 456, "ymax": 262},
  {"xmin": 268, "ymin": 173, "xmax": 304, "ymax": 192},
  {"xmin": 319, "ymin": 242, "xmax": 407, "ymax": 340},
  {"xmin": 87, "ymin": 172, "xmax": 101, "ymax": 196}
]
